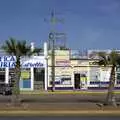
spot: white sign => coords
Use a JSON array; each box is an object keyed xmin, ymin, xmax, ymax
[
  {"xmin": 21, "ymin": 56, "xmax": 45, "ymax": 68},
  {"xmin": 0, "ymin": 56, "xmax": 45, "ymax": 68},
  {"xmin": 0, "ymin": 56, "xmax": 16, "ymax": 68}
]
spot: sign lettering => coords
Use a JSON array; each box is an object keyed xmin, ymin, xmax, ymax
[{"xmin": 0, "ymin": 56, "xmax": 44, "ymax": 68}]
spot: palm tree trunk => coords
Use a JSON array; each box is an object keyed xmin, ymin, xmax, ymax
[
  {"xmin": 11, "ymin": 66, "xmax": 21, "ymax": 105},
  {"xmin": 106, "ymin": 66, "xmax": 117, "ymax": 106},
  {"xmin": 11, "ymin": 57, "xmax": 21, "ymax": 106}
]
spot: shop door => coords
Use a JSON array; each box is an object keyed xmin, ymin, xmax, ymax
[
  {"xmin": 74, "ymin": 73, "xmax": 80, "ymax": 89},
  {"xmin": 80, "ymin": 74, "xmax": 87, "ymax": 89},
  {"xmin": 34, "ymin": 68, "xmax": 44, "ymax": 90}
]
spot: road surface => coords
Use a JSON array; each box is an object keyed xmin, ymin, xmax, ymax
[{"xmin": 0, "ymin": 116, "xmax": 119, "ymax": 120}]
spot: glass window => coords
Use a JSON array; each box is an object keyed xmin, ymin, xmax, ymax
[
  {"xmin": 0, "ymin": 74, "xmax": 5, "ymax": 82},
  {"xmin": 89, "ymin": 67, "xmax": 100, "ymax": 81},
  {"xmin": 117, "ymin": 73, "xmax": 120, "ymax": 80},
  {"xmin": 49, "ymin": 75, "xmax": 72, "ymax": 85},
  {"xmin": 116, "ymin": 67, "xmax": 120, "ymax": 72},
  {"xmin": 34, "ymin": 68, "xmax": 44, "ymax": 81},
  {"xmin": 0, "ymin": 68, "xmax": 5, "ymax": 82}
]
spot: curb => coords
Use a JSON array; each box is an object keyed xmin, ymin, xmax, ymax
[
  {"xmin": 20, "ymin": 91, "xmax": 120, "ymax": 95},
  {"xmin": 0, "ymin": 110, "xmax": 120, "ymax": 116}
]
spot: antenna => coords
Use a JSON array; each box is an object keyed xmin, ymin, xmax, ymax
[{"xmin": 46, "ymin": 10, "xmax": 67, "ymax": 50}]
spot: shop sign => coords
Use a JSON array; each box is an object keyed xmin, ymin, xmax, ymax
[
  {"xmin": 21, "ymin": 56, "xmax": 45, "ymax": 68},
  {"xmin": 0, "ymin": 56, "xmax": 45, "ymax": 68},
  {"xmin": 56, "ymin": 60, "xmax": 70, "ymax": 66},
  {"xmin": 0, "ymin": 56, "xmax": 16, "ymax": 68},
  {"xmin": 21, "ymin": 71, "xmax": 30, "ymax": 79},
  {"xmin": 22, "ymin": 62, "xmax": 44, "ymax": 68}
]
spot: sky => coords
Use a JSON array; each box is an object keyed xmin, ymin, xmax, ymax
[{"xmin": 0, "ymin": 0, "xmax": 120, "ymax": 50}]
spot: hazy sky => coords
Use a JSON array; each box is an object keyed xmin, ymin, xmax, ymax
[{"xmin": 0, "ymin": 0, "xmax": 120, "ymax": 50}]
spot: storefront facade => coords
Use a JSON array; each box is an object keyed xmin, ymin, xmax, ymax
[
  {"xmin": 0, "ymin": 55, "xmax": 45, "ymax": 90},
  {"xmin": 47, "ymin": 49, "xmax": 120, "ymax": 90},
  {"xmin": 0, "ymin": 43, "xmax": 120, "ymax": 91},
  {"xmin": 0, "ymin": 42, "xmax": 49, "ymax": 91}
]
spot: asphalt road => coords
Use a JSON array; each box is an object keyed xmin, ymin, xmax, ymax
[{"xmin": 0, "ymin": 116, "xmax": 119, "ymax": 120}]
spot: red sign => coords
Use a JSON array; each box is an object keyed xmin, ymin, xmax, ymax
[{"xmin": 56, "ymin": 60, "xmax": 70, "ymax": 66}]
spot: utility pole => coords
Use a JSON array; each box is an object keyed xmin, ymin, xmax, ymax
[
  {"xmin": 49, "ymin": 32, "xmax": 55, "ymax": 91},
  {"xmin": 48, "ymin": 10, "xmax": 66, "ymax": 91},
  {"xmin": 49, "ymin": 10, "xmax": 56, "ymax": 91}
]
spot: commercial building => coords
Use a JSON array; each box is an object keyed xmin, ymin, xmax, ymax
[
  {"xmin": 0, "ymin": 43, "xmax": 46, "ymax": 91},
  {"xmin": 47, "ymin": 49, "xmax": 120, "ymax": 90},
  {"xmin": 0, "ymin": 43, "xmax": 120, "ymax": 91}
]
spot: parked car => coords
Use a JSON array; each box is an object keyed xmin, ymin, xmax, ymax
[{"xmin": 0, "ymin": 83, "xmax": 12, "ymax": 95}]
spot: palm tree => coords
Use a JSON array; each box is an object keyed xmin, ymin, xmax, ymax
[
  {"xmin": 2, "ymin": 38, "xmax": 32, "ymax": 105},
  {"xmin": 97, "ymin": 50, "xmax": 120, "ymax": 106}
]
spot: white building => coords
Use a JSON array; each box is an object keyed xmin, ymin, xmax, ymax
[{"xmin": 0, "ymin": 43, "xmax": 120, "ymax": 91}]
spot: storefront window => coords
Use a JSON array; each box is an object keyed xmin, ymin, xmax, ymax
[
  {"xmin": 49, "ymin": 75, "xmax": 71, "ymax": 85},
  {"xmin": 116, "ymin": 67, "xmax": 120, "ymax": 72},
  {"xmin": 34, "ymin": 68, "xmax": 44, "ymax": 81},
  {"xmin": 89, "ymin": 67, "xmax": 100, "ymax": 82},
  {"xmin": 61, "ymin": 75, "xmax": 71, "ymax": 85},
  {"xmin": 0, "ymin": 68, "xmax": 5, "ymax": 82},
  {"xmin": 117, "ymin": 73, "xmax": 120, "ymax": 81}
]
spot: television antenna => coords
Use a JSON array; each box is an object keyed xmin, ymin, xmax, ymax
[{"xmin": 45, "ymin": 10, "xmax": 67, "ymax": 49}]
